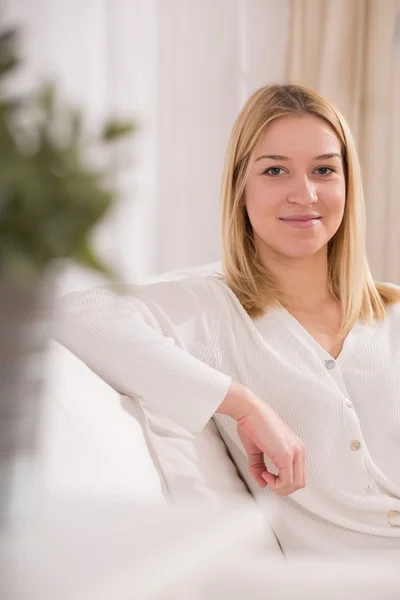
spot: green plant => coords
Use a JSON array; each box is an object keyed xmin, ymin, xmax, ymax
[{"xmin": 0, "ymin": 27, "xmax": 135, "ymax": 283}]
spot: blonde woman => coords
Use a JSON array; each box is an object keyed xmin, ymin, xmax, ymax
[{"xmin": 56, "ymin": 84, "xmax": 400, "ymax": 557}]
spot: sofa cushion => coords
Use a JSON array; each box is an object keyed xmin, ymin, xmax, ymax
[{"xmin": 48, "ymin": 261, "xmax": 282, "ymax": 556}]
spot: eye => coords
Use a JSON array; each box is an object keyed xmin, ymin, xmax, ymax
[
  {"xmin": 314, "ymin": 166, "xmax": 334, "ymax": 176},
  {"xmin": 263, "ymin": 167, "xmax": 286, "ymax": 176}
]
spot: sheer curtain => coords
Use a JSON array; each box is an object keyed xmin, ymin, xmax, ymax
[
  {"xmin": 287, "ymin": 0, "xmax": 400, "ymax": 283},
  {"xmin": 109, "ymin": 0, "xmax": 291, "ymax": 278},
  {"xmin": 153, "ymin": 0, "xmax": 291, "ymax": 275}
]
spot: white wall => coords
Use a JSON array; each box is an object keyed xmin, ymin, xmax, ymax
[
  {"xmin": 2, "ymin": 0, "xmax": 290, "ymax": 287},
  {"xmin": 1, "ymin": 0, "xmax": 290, "ymax": 499}
]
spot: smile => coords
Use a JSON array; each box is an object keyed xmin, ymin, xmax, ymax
[{"xmin": 279, "ymin": 216, "xmax": 322, "ymax": 229}]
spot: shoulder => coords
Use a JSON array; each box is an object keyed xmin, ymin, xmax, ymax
[
  {"xmin": 102, "ymin": 274, "xmax": 232, "ymax": 320},
  {"xmin": 105, "ymin": 274, "xmax": 225, "ymax": 301},
  {"xmin": 385, "ymin": 296, "xmax": 400, "ymax": 320},
  {"xmin": 372, "ymin": 281, "xmax": 400, "ymax": 321},
  {"xmin": 380, "ymin": 282, "xmax": 400, "ymax": 311},
  {"xmin": 376, "ymin": 282, "xmax": 400, "ymax": 333},
  {"xmin": 381, "ymin": 281, "xmax": 400, "ymax": 292}
]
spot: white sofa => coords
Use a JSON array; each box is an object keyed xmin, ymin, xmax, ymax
[{"xmin": 43, "ymin": 262, "xmax": 282, "ymax": 557}]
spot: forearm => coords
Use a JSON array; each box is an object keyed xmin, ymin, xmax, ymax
[{"xmin": 216, "ymin": 381, "xmax": 262, "ymax": 422}]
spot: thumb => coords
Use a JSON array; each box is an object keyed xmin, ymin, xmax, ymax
[{"xmin": 261, "ymin": 470, "xmax": 278, "ymax": 488}]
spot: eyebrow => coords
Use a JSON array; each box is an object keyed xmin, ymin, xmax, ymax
[{"xmin": 255, "ymin": 153, "xmax": 342, "ymax": 162}]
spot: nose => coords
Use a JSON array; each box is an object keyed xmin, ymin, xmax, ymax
[{"xmin": 287, "ymin": 176, "xmax": 317, "ymax": 205}]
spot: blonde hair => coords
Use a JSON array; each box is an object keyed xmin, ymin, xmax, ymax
[{"xmin": 221, "ymin": 83, "xmax": 400, "ymax": 331}]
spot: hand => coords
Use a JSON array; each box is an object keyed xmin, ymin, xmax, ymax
[{"xmin": 218, "ymin": 382, "xmax": 306, "ymax": 496}]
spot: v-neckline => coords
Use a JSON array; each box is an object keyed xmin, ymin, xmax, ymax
[{"xmin": 269, "ymin": 306, "xmax": 369, "ymax": 364}]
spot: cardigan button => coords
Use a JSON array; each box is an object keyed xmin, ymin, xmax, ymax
[
  {"xmin": 388, "ymin": 511, "xmax": 400, "ymax": 519},
  {"xmin": 388, "ymin": 511, "xmax": 400, "ymax": 526},
  {"xmin": 345, "ymin": 399, "xmax": 353, "ymax": 408},
  {"xmin": 350, "ymin": 440, "xmax": 361, "ymax": 451},
  {"xmin": 325, "ymin": 359, "xmax": 336, "ymax": 370}
]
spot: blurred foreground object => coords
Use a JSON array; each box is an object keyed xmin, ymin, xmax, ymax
[
  {"xmin": 0, "ymin": 497, "xmax": 399, "ymax": 600},
  {"xmin": 0, "ymin": 24, "xmax": 134, "ymax": 531}
]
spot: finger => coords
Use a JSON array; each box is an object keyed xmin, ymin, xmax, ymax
[
  {"xmin": 237, "ymin": 428, "xmax": 271, "ymax": 488},
  {"xmin": 292, "ymin": 449, "xmax": 305, "ymax": 490},
  {"xmin": 261, "ymin": 470, "xmax": 277, "ymax": 488},
  {"xmin": 270, "ymin": 455, "xmax": 297, "ymax": 496},
  {"xmin": 248, "ymin": 453, "xmax": 270, "ymax": 487},
  {"xmin": 275, "ymin": 448, "xmax": 306, "ymax": 495},
  {"xmin": 276, "ymin": 457, "xmax": 294, "ymax": 489}
]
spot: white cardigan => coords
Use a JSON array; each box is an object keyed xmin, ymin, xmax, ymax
[{"xmin": 55, "ymin": 275, "xmax": 400, "ymax": 557}]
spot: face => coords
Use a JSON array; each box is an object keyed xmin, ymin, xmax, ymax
[{"xmin": 243, "ymin": 114, "xmax": 346, "ymax": 263}]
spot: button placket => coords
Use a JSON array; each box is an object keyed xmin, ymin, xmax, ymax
[
  {"xmin": 323, "ymin": 359, "xmax": 357, "ymax": 415},
  {"xmin": 340, "ymin": 382, "xmax": 374, "ymax": 493},
  {"xmin": 321, "ymin": 354, "xmax": 380, "ymax": 498},
  {"xmin": 322, "ymin": 358, "xmax": 349, "ymax": 396},
  {"xmin": 349, "ymin": 447, "xmax": 378, "ymax": 494}
]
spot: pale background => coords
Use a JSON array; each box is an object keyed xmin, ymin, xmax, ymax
[
  {"xmin": 3, "ymin": 0, "xmax": 398, "ymax": 287},
  {"xmin": 1, "ymin": 0, "xmax": 399, "ymax": 500},
  {"xmin": 1, "ymin": 0, "xmax": 291, "ymax": 288}
]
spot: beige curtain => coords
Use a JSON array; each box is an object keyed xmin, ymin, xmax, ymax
[{"xmin": 287, "ymin": 0, "xmax": 400, "ymax": 284}]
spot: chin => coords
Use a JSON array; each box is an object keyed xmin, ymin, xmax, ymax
[
  {"xmin": 274, "ymin": 240, "xmax": 328, "ymax": 260},
  {"xmin": 255, "ymin": 231, "xmax": 331, "ymax": 261}
]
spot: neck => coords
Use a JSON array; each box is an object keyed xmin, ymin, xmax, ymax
[{"xmin": 262, "ymin": 249, "xmax": 332, "ymax": 310}]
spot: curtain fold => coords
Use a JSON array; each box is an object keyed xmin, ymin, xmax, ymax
[{"xmin": 287, "ymin": 0, "xmax": 400, "ymax": 283}]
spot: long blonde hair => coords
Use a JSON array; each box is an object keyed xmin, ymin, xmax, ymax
[{"xmin": 221, "ymin": 83, "xmax": 400, "ymax": 331}]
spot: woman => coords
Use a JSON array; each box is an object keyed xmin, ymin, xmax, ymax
[{"xmin": 56, "ymin": 84, "xmax": 400, "ymax": 557}]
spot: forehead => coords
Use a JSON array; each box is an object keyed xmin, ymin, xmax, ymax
[{"xmin": 256, "ymin": 114, "xmax": 341, "ymax": 156}]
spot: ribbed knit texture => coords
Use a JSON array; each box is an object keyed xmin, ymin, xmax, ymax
[{"xmin": 55, "ymin": 276, "xmax": 400, "ymax": 557}]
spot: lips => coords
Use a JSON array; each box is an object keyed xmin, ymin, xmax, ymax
[
  {"xmin": 279, "ymin": 215, "xmax": 322, "ymax": 229},
  {"xmin": 280, "ymin": 215, "xmax": 321, "ymax": 221}
]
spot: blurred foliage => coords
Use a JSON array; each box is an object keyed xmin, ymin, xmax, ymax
[{"xmin": 0, "ymin": 27, "xmax": 135, "ymax": 283}]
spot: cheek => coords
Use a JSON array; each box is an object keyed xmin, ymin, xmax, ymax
[
  {"xmin": 324, "ymin": 185, "xmax": 346, "ymax": 220},
  {"xmin": 244, "ymin": 180, "xmax": 280, "ymax": 218}
]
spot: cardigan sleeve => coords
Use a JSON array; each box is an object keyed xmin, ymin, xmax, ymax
[{"xmin": 53, "ymin": 277, "xmax": 232, "ymax": 435}]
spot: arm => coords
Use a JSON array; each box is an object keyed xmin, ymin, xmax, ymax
[
  {"xmin": 54, "ymin": 278, "xmax": 233, "ymax": 435},
  {"xmin": 54, "ymin": 277, "xmax": 307, "ymax": 494}
]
